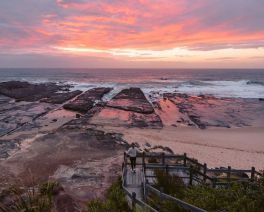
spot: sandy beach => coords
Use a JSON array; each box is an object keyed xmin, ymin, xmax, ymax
[{"xmin": 101, "ymin": 126, "xmax": 264, "ymax": 170}]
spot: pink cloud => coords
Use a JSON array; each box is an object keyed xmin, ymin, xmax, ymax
[{"xmin": 0, "ymin": 0, "xmax": 264, "ymax": 52}]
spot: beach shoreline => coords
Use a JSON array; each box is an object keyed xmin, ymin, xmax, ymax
[
  {"xmin": 100, "ymin": 126, "xmax": 264, "ymax": 170},
  {"xmin": 0, "ymin": 79, "xmax": 264, "ymax": 205}
]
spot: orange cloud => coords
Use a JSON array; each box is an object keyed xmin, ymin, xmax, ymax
[{"xmin": 1, "ymin": 0, "xmax": 264, "ymax": 68}]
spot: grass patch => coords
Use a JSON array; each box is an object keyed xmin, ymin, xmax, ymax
[
  {"xmin": 86, "ymin": 177, "xmax": 130, "ymax": 212},
  {"xmin": 0, "ymin": 181, "xmax": 58, "ymax": 212}
]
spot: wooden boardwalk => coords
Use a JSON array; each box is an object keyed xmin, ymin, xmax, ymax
[
  {"xmin": 125, "ymin": 167, "xmax": 143, "ymax": 200},
  {"xmin": 122, "ymin": 152, "xmax": 261, "ymax": 211}
]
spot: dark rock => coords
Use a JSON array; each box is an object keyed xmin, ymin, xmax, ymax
[
  {"xmin": 149, "ymin": 145, "xmax": 174, "ymax": 154},
  {"xmin": 63, "ymin": 88, "xmax": 112, "ymax": 113},
  {"xmin": 130, "ymin": 112, "xmax": 163, "ymax": 128},
  {"xmin": 246, "ymin": 81, "xmax": 264, "ymax": 86},
  {"xmin": 145, "ymin": 142, "xmax": 151, "ymax": 147},
  {"xmin": 52, "ymin": 184, "xmax": 65, "ymax": 196},
  {"xmin": 63, "ymin": 106, "xmax": 104, "ymax": 128},
  {"xmin": 40, "ymin": 90, "xmax": 82, "ymax": 104},
  {"xmin": 160, "ymin": 77, "xmax": 168, "ymax": 80},
  {"xmin": 54, "ymin": 191, "xmax": 80, "ymax": 212},
  {"xmin": 71, "ymin": 174, "xmax": 83, "ymax": 179},
  {"xmin": 189, "ymin": 115, "xmax": 206, "ymax": 129},
  {"xmin": 107, "ymin": 88, "xmax": 155, "ymax": 114},
  {"xmin": 76, "ymin": 114, "xmax": 81, "ymax": 118},
  {"xmin": 52, "ymin": 119, "xmax": 58, "ymax": 122},
  {"xmin": 0, "ymin": 140, "xmax": 19, "ymax": 159},
  {"xmin": 63, "ymin": 87, "xmax": 111, "ymax": 113},
  {"xmin": 259, "ymin": 98, "xmax": 264, "ymax": 101},
  {"xmin": 152, "ymin": 101, "xmax": 161, "ymax": 110},
  {"xmin": 0, "ymin": 81, "xmax": 70, "ymax": 102}
]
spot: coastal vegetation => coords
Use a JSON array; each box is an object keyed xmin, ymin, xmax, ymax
[
  {"xmin": 86, "ymin": 177, "xmax": 130, "ymax": 212},
  {"xmin": 1, "ymin": 171, "xmax": 264, "ymax": 211},
  {"xmin": 0, "ymin": 181, "xmax": 58, "ymax": 211},
  {"xmin": 148, "ymin": 169, "xmax": 264, "ymax": 212}
]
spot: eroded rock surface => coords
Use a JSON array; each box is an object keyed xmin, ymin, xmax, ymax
[
  {"xmin": 0, "ymin": 127, "xmax": 127, "ymax": 204},
  {"xmin": 86, "ymin": 88, "xmax": 163, "ymax": 128},
  {"xmin": 40, "ymin": 90, "xmax": 82, "ymax": 104},
  {"xmin": 0, "ymin": 81, "xmax": 70, "ymax": 102},
  {"xmin": 107, "ymin": 87, "xmax": 154, "ymax": 114},
  {"xmin": 0, "ymin": 139, "xmax": 19, "ymax": 158},
  {"xmin": 0, "ymin": 98, "xmax": 56, "ymax": 136},
  {"xmin": 161, "ymin": 93, "xmax": 264, "ymax": 129},
  {"xmin": 63, "ymin": 88, "xmax": 111, "ymax": 113}
]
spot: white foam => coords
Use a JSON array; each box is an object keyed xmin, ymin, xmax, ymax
[
  {"xmin": 176, "ymin": 80, "xmax": 264, "ymax": 98},
  {"xmin": 63, "ymin": 80, "xmax": 264, "ymax": 100}
]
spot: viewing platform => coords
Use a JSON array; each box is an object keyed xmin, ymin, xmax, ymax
[{"xmin": 122, "ymin": 152, "xmax": 262, "ymax": 212}]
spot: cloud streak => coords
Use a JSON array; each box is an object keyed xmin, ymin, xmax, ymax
[{"xmin": 0, "ymin": 0, "xmax": 264, "ymax": 67}]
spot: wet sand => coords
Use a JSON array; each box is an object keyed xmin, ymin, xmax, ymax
[{"xmin": 99, "ymin": 126, "xmax": 264, "ymax": 170}]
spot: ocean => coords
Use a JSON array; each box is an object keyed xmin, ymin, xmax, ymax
[{"xmin": 0, "ymin": 68, "xmax": 264, "ymax": 99}]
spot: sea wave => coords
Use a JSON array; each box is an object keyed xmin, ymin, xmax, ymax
[
  {"xmin": 1, "ymin": 75, "xmax": 264, "ymax": 99},
  {"xmin": 176, "ymin": 80, "xmax": 264, "ymax": 98},
  {"xmin": 246, "ymin": 80, "xmax": 264, "ymax": 86}
]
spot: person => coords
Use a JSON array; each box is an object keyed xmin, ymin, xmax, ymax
[{"xmin": 126, "ymin": 143, "xmax": 140, "ymax": 173}]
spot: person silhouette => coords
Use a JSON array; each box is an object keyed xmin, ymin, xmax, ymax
[{"xmin": 126, "ymin": 143, "xmax": 140, "ymax": 173}]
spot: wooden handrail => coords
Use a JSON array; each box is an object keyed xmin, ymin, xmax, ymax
[
  {"xmin": 124, "ymin": 152, "xmax": 262, "ymax": 182},
  {"xmin": 122, "ymin": 166, "xmax": 157, "ymax": 212},
  {"xmin": 146, "ymin": 184, "xmax": 206, "ymax": 212},
  {"xmin": 122, "ymin": 152, "xmax": 263, "ymax": 211}
]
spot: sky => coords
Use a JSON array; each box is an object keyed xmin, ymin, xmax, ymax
[{"xmin": 0, "ymin": 0, "xmax": 264, "ymax": 68}]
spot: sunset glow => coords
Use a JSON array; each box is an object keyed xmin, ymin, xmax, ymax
[{"xmin": 0, "ymin": 0, "xmax": 264, "ymax": 68}]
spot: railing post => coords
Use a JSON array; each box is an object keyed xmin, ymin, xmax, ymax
[
  {"xmin": 141, "ymin": 182, "xmax": 145, "ymax": 200},
  {"xmin": 159, "ymin": 187, "xmax": 164, "ymax": 210},
  {"xmin": 124, "ymin": 168, "xmax": 127, "ymax": 186},
  {"xmin": 160, "ymin": 187, "xmax": 164, "ymax": 198},
  {"xmin": 165, "ymin": 164, "xmax": 169, "ymax": 176},
  {"xmin": 183, "ymin": 153, "xmax": 187, "ymax": 166},
  {"xmin": 132, "ymin": 192, "xmax": 136, "ymax": 211},
  {"xmin": 124, "ymin": 152, "xmax": 127, "ymax": 167},
  {"xmin": 143, "ymin": 162, "xmax": 146, "ymax": 175},
  {"xmin": 142, "ymin": 151, "xmax": 145, "ymax": 167},
  {"xmin": 212, "ymin": 177, "xmax": 217, "ymax": 188},
  {"xmin": 227, "ymin": 166, "xmax": 231, "ymax": 183},
  {"xmin": 123, "ymin": 152, "xmax": 127, "ymax": 187},
  {"xmin": 251, "ymin": 167, "xmax": 255, "ymax": 181},
  {"xmin": 203, "ymin": 163, "xmax": 207, "ymax": 183},
  {"xmin": 162, "ymin": 152, "xmax": 165, "ymax": 165},
  {"xmin": 145, "ymin": 179, "xmax": 149, "ymax": 197},
  {"xmin": 189, "ymin": 165, "xmax": 193, "ymax": 186}
]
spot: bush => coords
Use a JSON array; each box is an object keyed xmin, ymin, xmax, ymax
[
  {"xmin": 151, "ymin": 169, "xmax": 264, "ymax": 212},
  {"xmin": 0, "ymin": 181, "xmax": 58, "ymax": 212},
  {"xmin": 86, "ymin": 177, "xmax": 130, "ymax": 212},
  {"xmin": 186, "ymin": 180, "xmax": 264, "ymax": 211},
  {"xmin": 154, "ymin": 169, "xmax": 185, "ymax": 199}
]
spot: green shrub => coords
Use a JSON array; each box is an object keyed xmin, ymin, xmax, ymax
[
  {"xmin": 0, "ymin": 181, "xmax": 58, "ymax": 212},
  {"xmin": 154, "ymin": 169, "xmax": 185, "ymax": 199},
  {"xmin": 86, "ymin": 177, "xmax": 130, "ymax": 212},
  {"xmin": 150, "ymin": 169, "xmax": 264, "ymax": 212}
]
